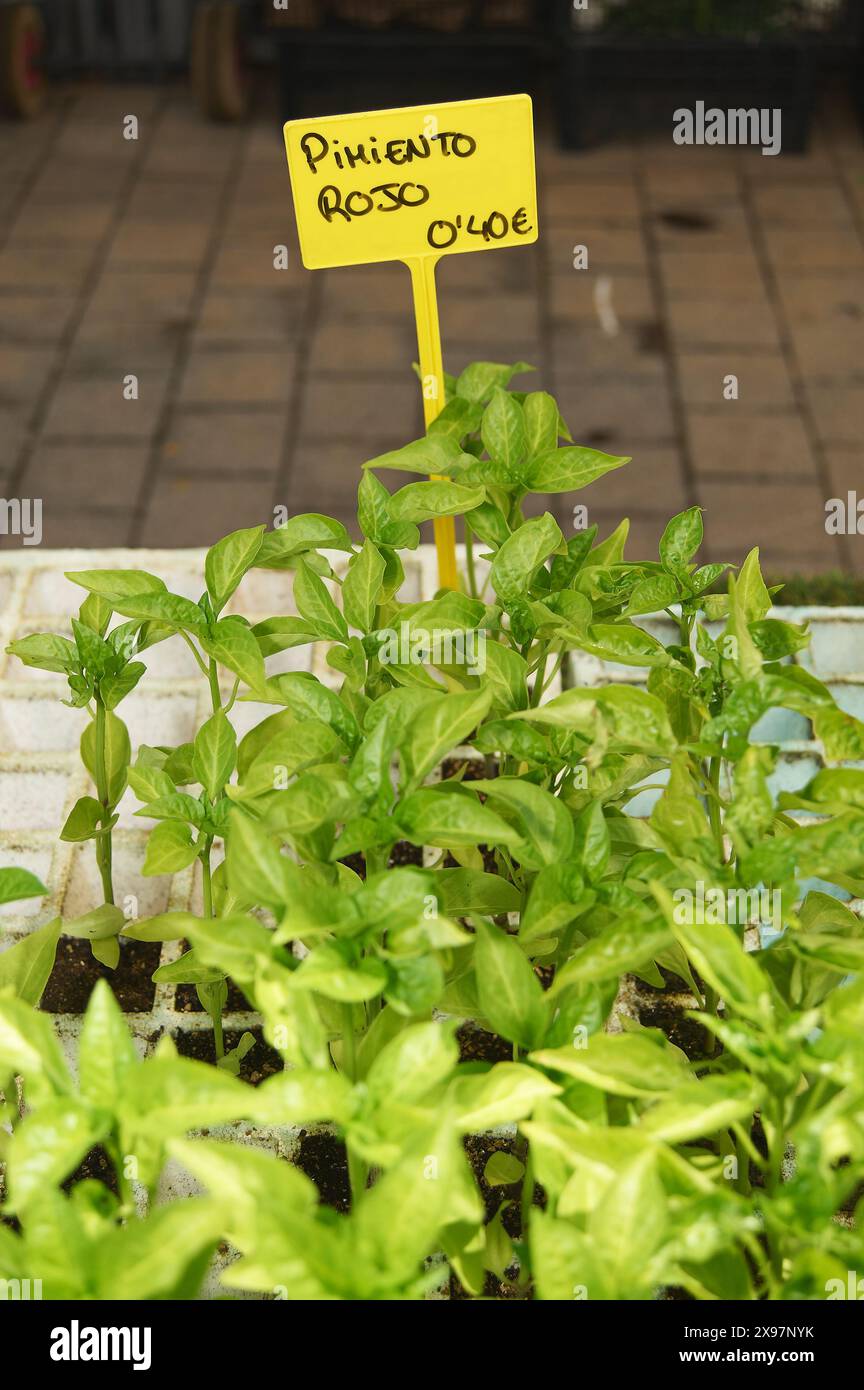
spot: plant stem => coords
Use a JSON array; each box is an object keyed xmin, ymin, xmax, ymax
[
  {"xmin": 517, "ymin": 1150, "xmax": 535, "ymax": 1288},
  {"xmin": 707, "ymin": 753, "xmax": 724, "ymax": 859},
  {"xmin": 201, "ymin": 836, "xmax": 214, "ymax": 918},
  {"xmin": 339, "ymin": 1003, "xmax": 368, "ymax": 1204},
  {"xmin": 207, "ymin": 658, "xmax": 222, "ymax": 713},
  {"xmin": 93, "ymin": 692, "xmax": 115, "ymax": 905},
  {"xmin": 341, "ymin": 1003, "xmax": 356, "ymax": 1081},
  {"xmin": 530, "ymin": 646, "xmax": 548, "ymax": 708},
  {"xmin": 465, "ymin": 519, "xmax": 478, "ymax": 599}
]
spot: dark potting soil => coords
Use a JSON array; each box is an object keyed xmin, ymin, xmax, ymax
[
  {"xmin": 173, "ymin": 1026, "xmax": 283, "ymax": 1086},
  {"xmin": 63, "ymin": 1145, "xmax": 119, "ymax": 1197},
  {"xmin": 440, "ymin": 756, "xmax": 489, "ymax": 783},
  {"xmin": 40, "ymin": 935, "xmax": 162, "ymax": 1014},
  {"xmin": 635, "ymin": 998, "xmax": 711, "ymax": 1062},
  {"xmin": 293, "ymin": 1130, "xmax": 351, "ymax": 1213},
  {"xmin": 339, "ymin": 840, "xmax": 424, "ymax": 881},
  {"xmin": 449, "ymin": 1267, "xmax": 531, "ymax": 1300},
  {"xmin": 637, "ymin": 963, "xmax": 705, "ymax": 996},
  {"xmin": 448, "ymin": 1134, "xmax": 541, "ymax": 1301},
  {"xmin": 456, "ymin": 1023, "xmax": 513, "ymax": 1065},
  {"xmin": 463, "ymin": 1133, "xmax": 535, "ymax": 1234}
]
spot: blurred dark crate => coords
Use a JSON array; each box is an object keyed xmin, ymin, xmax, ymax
[
  {"xmin": 556, "ymin": 1, "xmax": 861, "ymax": 150},
  {"xmin": 268, "ymin": 1, "xmax": 539, "ymax": 31},
  {"xmin": 273, "ymin": 0, "xmax": 557, "ymax": 118},
  {"xmin": 558, "ymin": 33, "xmax": 819, "ymax": 150}
]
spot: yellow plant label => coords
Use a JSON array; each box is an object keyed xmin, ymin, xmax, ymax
[{"xmin": 283, "ymin": 94, "xmax": 538, "ymax": 270}]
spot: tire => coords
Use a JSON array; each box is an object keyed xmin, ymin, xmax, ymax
[{"xmin": 0, "ymin": 4, "xmax": 47, "ymax": 120}]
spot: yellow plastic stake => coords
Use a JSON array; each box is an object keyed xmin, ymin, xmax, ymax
[
  {"xmin": 405, "ymin": 253, "xmax": 457, "ymax": 590},
  {"xmin": 282, "ymin": 95, "xmax": 538, "ymax": 592}
]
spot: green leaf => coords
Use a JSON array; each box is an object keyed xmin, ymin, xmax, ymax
[
  {"xmin": 0, "ymin": 867, "xmax": 47, "ymax": 907},
  {"xmin": 573, "ymin": 800, "xmax": 610, "ymax": 883},
  {"xmin": 589, "ymin": 1150, "xmax": 667, "ymax": 1287},
  {"xmin": 394, "ymin": 788, "xmax": 524, "ymax": 849},
  {"xmin": 625, "ymin": 573, "xmax": 680, "ymax": 616},
  {"xmin": 474, "ymin": 922, "xmax": 547, "ymax": 1050},
  {"xmin": 342, "ymin": 539, "xmax": 385, "ymax": 633},
  {"xmin": 78, "ymin": 979, "xmax": 139, "ymax": 1112},
  {"xmin": 205, "ymin": 525, "xmax": 265, "ymax": 613},
  {"xmin": 81, "ymin": 710, "xmax": 130, "ymax": 809},
  {"xmin": 365, "ymin": 433, "xmax": 466, "ymax": 476},
  {"xmin": 257, "ymin": 672, "xmax": 359, "ymax": 751},
  {"xmin": 0, "ymin": 993, "xmax": 70, "ymax": 1094},
  {"xmin": 389, "ymin": 480, "xmax": 485, "ymax": 524},
  {"xmin": 93, "ymin": 1198, "xmax": 225, "ymax": 1301},
  {"xmin": 481, "ymin": 387, "xmax": 527, "ymax": 479},
  {"xmin": 0, "ymin": 918, "xmax": 62, "ymax": 1005},
  {"xmin": 519, "ymin": 864, "xmax": 590, "ymax": 946},
  {"xmin": 452, "ymin": 1062, "xmax": 560, "ymax": 1131},
  {"xmin": 255, "ymin": 514, "xmax": 353, "ymax": 570},
  {"xmin": 351, "ymin": 1122, "xmax": 468, "ymax": 1295},
  {"xmin": 531, "ymin": 1033, "xmax": 689, "ymax": 1097},
  {"xmin": 226, "ymin": 812, "xmax": 301, "ymax": 911},
  {"xmin": 428, "ymin": 395, "xmax": 484, "ymax": 442},
  {"xmin": 201, "ymin": 619, "xmax": 266, "ymax": 690},
  {"xmin": 79, "ymin": 591, "xmax": 112, "ymax": 636},
  {"xmin": 294, "ymin": 559, "xmax": 349, "ymax": 643},
  {"xmin": 153, "ymin": 949, "xmax": 224, "ymax": 986},
  {"xmin": 523, "ymin": 390, "xmax": 560, "ymax": 459},
  {"xmin": 524, "ymin": 445, "xmax": 629, "ymax": 494},
  {"xmin": 471, "ymin": 777, "xmax": 575, "ymax": 869},
  {"xmin": 252, "ymin": 616, "xmax": 320, "ymax": 655},
  {"xmin": 639, "ymin": 1074, "xmax": 764, "ymax": 1145},
  {"xmin": 531, "ymin": 1210, "xmax": 613, "ymax": 1301},
  {"xmin": 551, "ymin": 917, "xmax": 673, "ymax": 991},
  {"xmin": 366, "ymin": 1020, "xmax": 458, "ymax": 1107},
  {"xmin": 135, "ymin": 791, "xmax": 203, "ymax": 826},
  {"xmin": 665, "ymin": 899, "xmax": 773, "ymax": 1022},
  {"xmin": 100, "ymin": 661, "xmax": 145, "ymax": 710},
  {"xmin": 66, "ymin": 568, "xmax": 165, "ymax": 601},
  {"xmin": 192, "ymin": 709, "xmax": 237, "ymax": 801},
  {"xmin": 484, "ymin": 1151, "xmax": 526, "ymax": 1187},
  {"xmin": 59, "ymin": 795, "xmax": 105, "ymax": 843},
  {"xmin": 436, "ymin": 868, "xmax": 521, "ymax": 917},
  {"xmin": 63, "ymin": 904, "xmax": 125, "ymax": 941},
  {"xmin": 580, "ymin": 623, "xmax": 669, "ymax": 668},
  {"xmin": 514, "ymin": 685, "xmax": 676, "ymax": 757},
  {"xmin": 660, "ymin": 506, "xmax": 703, "ymax": 573},
  {"xmin": 7, "ymin": 1099, "xmax": 110, "ymax": 1214},
  {"xmin": 650, "ymin": 752, "xmax": 711, "ymax": 858},
  {"xmin": 455, "ymin": 360, "xmax": 533, "ymax": 403},
  {"xmin": 240, "ymin": 722, "xmax": 343, "ymax": 793},
  {"xmin": 402, "ymin": 688, "xmax": 493, "ymax": 793},
  {"xmin": 491, "ymin": 513, "xmax": 562, "ymax": 604},
  {"xmin": 293, "ymin": 942, "xmax": 387, "ymax": 1003},
  {"xmin": 142, "ymin": 820, "xmax": 199, "ymax": 876},
  {"xmin": 736, "ymin": 547, "xmax": 772, "ymax": 623},
  {"xmin": 6, "ymin": 632, "xmax": 78, "ymax": 674}
]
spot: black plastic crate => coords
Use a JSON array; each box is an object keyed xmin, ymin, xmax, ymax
[
  {"xmin": 558, "ymin": 33, "xmax": 817, "ymax": 150},
  {"xmin": 272, "ymin": 1, "xmax": 558, "ymax": 120}
]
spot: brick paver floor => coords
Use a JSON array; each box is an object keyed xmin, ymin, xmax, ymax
[{"xmin": 1, "ymin": 77, "xmax": 862, "ymax": 575}]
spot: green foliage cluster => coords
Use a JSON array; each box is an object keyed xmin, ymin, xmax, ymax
[{"xmin": 2, "ymin": 362, "xmax": 864, "ymax": 1300}]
